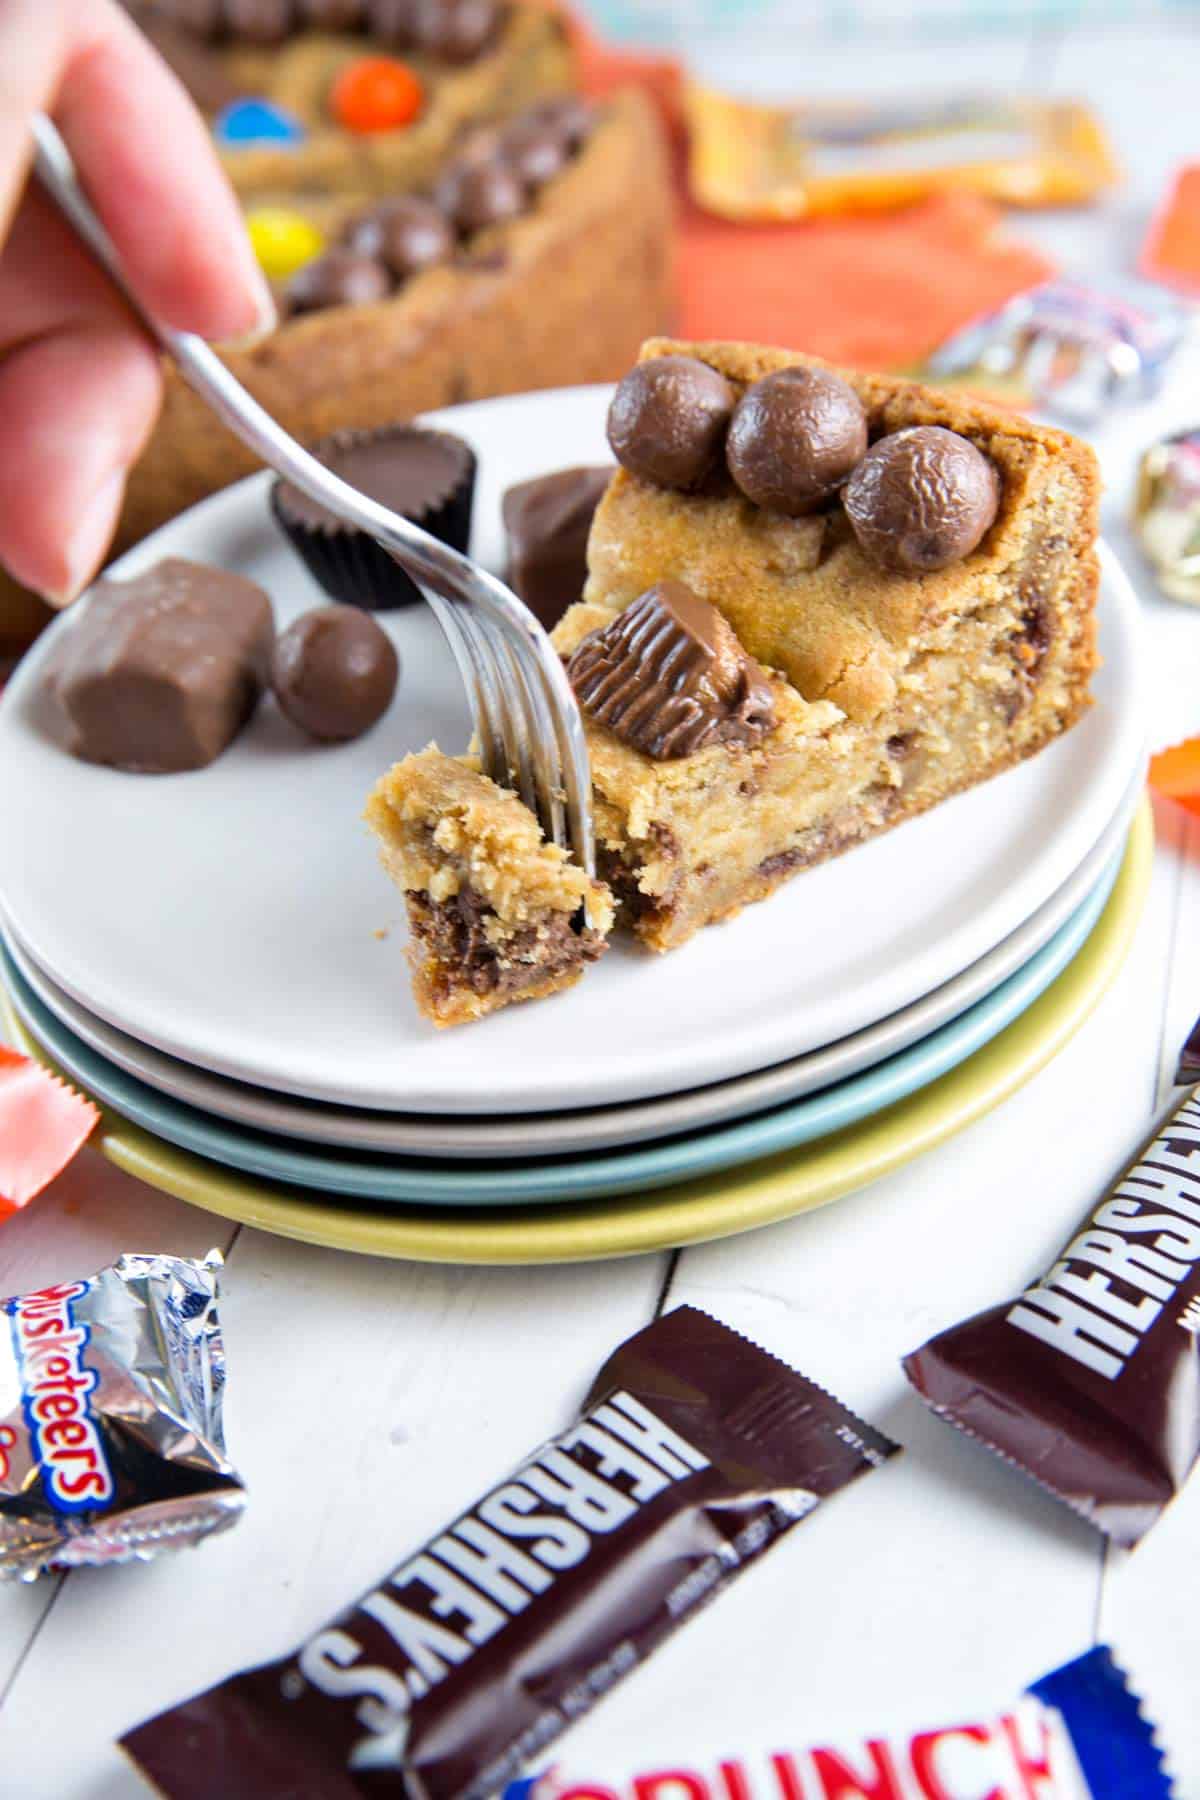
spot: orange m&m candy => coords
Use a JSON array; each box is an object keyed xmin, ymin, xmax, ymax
[{"xmin": 331, "ymin": 57, "xmax": 424, "ymax": 134}]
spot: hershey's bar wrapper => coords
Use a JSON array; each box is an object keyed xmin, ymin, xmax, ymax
[
  {"xmin": 904, "ymin": 1087, "xmax": 1200, "ymax": 1545},
  {"xmin": 122, "ymin": 1306, "xmax": 897, "ymax": 1800}
]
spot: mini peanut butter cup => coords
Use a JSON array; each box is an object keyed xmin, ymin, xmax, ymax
[{"xmin": 270, "ymin": 424, "xmax": 476, "ymax": 610}]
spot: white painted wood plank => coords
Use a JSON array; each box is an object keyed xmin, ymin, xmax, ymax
[
  {"xmin": 559, "ymin": 821, "xmax": 1178, "ymax": 1771},
  {"xmin": 0, "ymin": 1225, "xmax": 664, "ymax": 1797}
]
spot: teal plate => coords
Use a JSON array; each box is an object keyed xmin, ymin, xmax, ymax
[{"xmin": 0, "ymin": 848, "xmax": 1120, "ymax": 1209}]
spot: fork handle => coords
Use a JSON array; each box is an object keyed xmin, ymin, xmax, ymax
[{"xmin": 31, "ymin": 116, "xmax": 475, "ymax": 602}]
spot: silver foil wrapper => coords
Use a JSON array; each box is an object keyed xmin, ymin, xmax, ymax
[
  {"xmin": 0, "ymin": 1250, "xmax": 245, "ymax": 1580},
  {"xmin": 929, "ymin": 278, "xmax": 1193, "ymax": 423},
  {"xmin": 1134, "ymin": 428, "xmax": 1200, "ymax": 606}
]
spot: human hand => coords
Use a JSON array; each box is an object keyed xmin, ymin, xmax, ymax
[{"xmin": 0, "ymin": 0, "xmax": 275, "ymax": 605}]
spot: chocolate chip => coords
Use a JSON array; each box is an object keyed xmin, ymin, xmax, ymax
[
  {"xmin": 567, "ymin": 579, "xmax": 775, "ymax": 760},
  {"xmin": 299, "ymin": 0, "xmax": 364, "ymax": 25},
  {"xmin": 435, "ymin": 158, "xmax": 526, "ymax": 234},
  {"xmin": 1014, "ymin": 594, "xmax": 1052, "ymax": 670},
  {"xmin": 223, "ymin": 0, "xmax": 295, "ymax": 43},
  {"xmin": 285, "ymin": 248, "xmax": 391, "ymax": 313},
  {"xmin": 500, "ymin": 118, "xmax": 569, "ymax": 189},
  {"xmin": 606, "ymin": 356, "xmax": 736, "ymax": 492},
  {"xmin": 413, "ymin": 0, "xmax": 500, "ymax": 62},
  {"xmin": 271, "ymin": 606, "xmax": 399, "ymax": 741},
  {"xmin": 726, "ymin": 367, "xmax": 867, "ymax": 516},
  {"xmin": 842, "ymin": 426, "xmax": 1000, "ymax": 572},
  {"xmin": 363, "ymin": 0, "xmax": 420, "ymax": 40},
  {"xmin": 345, "ymin": 196, "xmax": 455, "ymax": 278}
]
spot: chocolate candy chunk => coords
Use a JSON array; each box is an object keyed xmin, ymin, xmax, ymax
[
  {"xmin": 904, "ymin": 1085, "xmax": 1200, "ymax": 1548},
  {"xmin": 435, "ymin": 157, "xmax": 525, "ymax": 234},
  {"xmin": 299, "ymin": 0, "xmax": 364, "ymax": 26},
  {"xmin": 526, "ymin": 93, "xmax": 594, "ymax": 150},
  {"xmin": 48, "ymin": 558, "xmax": 274, "ymax": 773},
  {"xmin": 607, "ymin": 355, "xmax": 736, "ymax": 493},
  {"xmin": 843, "ymin": 425, "xmax": 1000, "ymax": 572},
  {"xmin": 413, "ymin": 0, "xmax": 500, "ymax": 62},
  {"xmin": 123, "ymin": 1307, "xmax": 896, "ymax": 1800},
  {"xmin": 285, "ymin": 247, "xmax": 391, "ymax": 314},
  {"xmin": 272, "ymin": 425, "xmax": 476, "ymax": 609},
  {"xmin": 271, "ymin": 605, "xmax": 398, "ymax": 741},
  {"xmin": 502, "ymin": 464, "xmax": 612, "ymax": 629},
  {"xmin": 726, "ymin": 366, "xmax": 867, "ymax": 516},
  {"xmin": 568, "ymin": 579, "xmax": 776, "ymax": 759},
  {"xmin": 224, "ymin": 0, "xmax": 295, "ymax": 43},
  {"xmin": 500, "ymin": 116, "xmax": 569, "ymax": 188},
  {"xmin": 364, "ymin": 0, "xmax": 420, "ymax": 41},
  {"xmin": 276, "ymin": 426, "xmax": 473, "ymax": 537},
  {"xmin": 345, "ymin": 195, "xmax": 455, "ymax": 278}
]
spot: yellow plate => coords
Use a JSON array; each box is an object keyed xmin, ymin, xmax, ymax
[{"xmin": 4, "ymin": 802, "xmax": 1151, "ymax": 1265}]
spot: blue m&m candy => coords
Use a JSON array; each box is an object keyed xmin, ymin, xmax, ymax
[{"xmin": 215, "ymin": 99, "xmax": 306, "ymax": 149}]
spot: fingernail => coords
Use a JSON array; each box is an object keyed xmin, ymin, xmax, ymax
[
  {"xmin": 218, "ymin": 277, "xmax": 278, "ymax": 353},
  {"xmin": 42, "ymin": 469, "xmax": 126, "ymax": 609}
]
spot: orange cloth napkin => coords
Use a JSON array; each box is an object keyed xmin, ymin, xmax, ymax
[
  {"xmin": 1150, "ymin": 739, "xmax": 1200, "ymax": 820},
  {"xmin": 568, "ymin": 12, "xmax": 1053, "ymax": 368}
]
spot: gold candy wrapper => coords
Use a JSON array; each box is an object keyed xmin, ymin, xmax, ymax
[
  {"xmin": 1134, "ymin": 429, "xmax": 1200, "ymax": 606},
  {"xmin": 686, "ymin": 88, "xmax": 1118, "ymax": 222}
]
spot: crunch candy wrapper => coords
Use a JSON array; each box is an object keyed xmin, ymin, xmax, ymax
[
  {"xmin": 0, "ymin": 1044, "xmax": 97, "ymax": 1214},
  {"xmin": 501, "ymin": 1647, "xmax": 1171, "ymax": 1800},
  {"xmin": 0, "ymin": 1250, "xmax": 245, "ymax": 1580}
]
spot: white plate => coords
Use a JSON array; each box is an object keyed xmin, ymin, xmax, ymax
[
  {"xmin": 0, "ymin": 765, "xmax": 1143, "ymax": 1157},
  {"xmin": 0, "ymin": 386, "xmax": 1145, "ymax": 1115}
]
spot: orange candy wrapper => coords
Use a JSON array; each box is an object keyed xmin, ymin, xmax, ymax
[
  {"xmin": 0, "ymin": 1047, "xmax": 98, "ymax": 1216},
  {"xmin": 1149, "ymin": 739, "xmax": 1200, "ymax": 820},
  {"xmin": 1140, "ymin": 164, "xmax": 1200, "ymax": 299},
  {"xmin": 685, "ymin": 86, "xmax": 1118, "ymax": 223},
  {"xmin": 553, "ymin": 6, "xmax": 1055, "ymax": 372}
]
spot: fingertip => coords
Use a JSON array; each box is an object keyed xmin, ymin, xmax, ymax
[
  {"xmin": 0, "ymin": 324, "xmax": 162, "ymax": 602},
  {"xmin": 54, "ymin": 14, "xmax": 276, "ymax": 343},
  {"xmin": 41, "ymin": 468, "xmax": 126, "ymax": 606}
]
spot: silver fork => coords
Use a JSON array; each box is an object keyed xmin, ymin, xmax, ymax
[{"xmin": 31, "ymin": 115, "xmax": 595, "ymax": 885}]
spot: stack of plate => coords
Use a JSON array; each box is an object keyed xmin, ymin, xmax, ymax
[{"xmin": 0, "ymin": 389, "xmax": 1150, "ymax": 1263}]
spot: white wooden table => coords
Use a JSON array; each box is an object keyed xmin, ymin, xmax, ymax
[{"xmin": 3, "ymin": 20, "xmax": 1200, "ymax": 1795}]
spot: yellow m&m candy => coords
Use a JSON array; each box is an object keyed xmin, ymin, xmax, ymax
[{"xmin": 247, "ymin": 209, "xmax": 327, "ymax": 281}]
